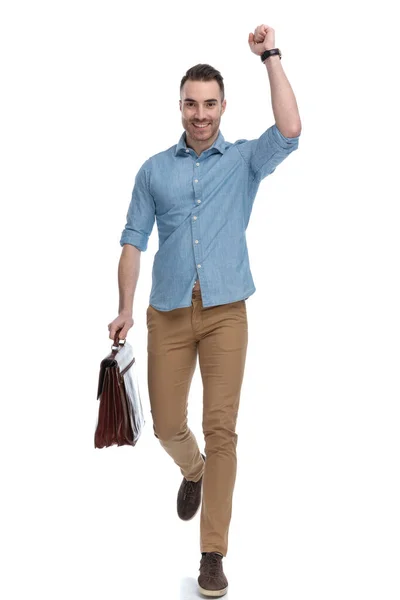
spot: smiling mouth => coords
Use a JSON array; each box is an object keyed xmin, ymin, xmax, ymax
[{"xmin": 193, "ymin": 123, "xmax": 210, "ymax": 128}]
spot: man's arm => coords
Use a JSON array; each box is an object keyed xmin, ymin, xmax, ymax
[
  {"xmin": 234, "ymin": 23, "xmax": 301, "ymax": 182},
  {"xmin": 108, "ymin": 161, "xmax": 155, "ymax": 341},
  {"xmin": 249, "ymin": 24, "xmax": 302, "ymax": 137},
  {"xmin": 118, "ymin": 244, "xmax": 141, "ymax": 316},
  {"xmin": 264, "ymin": 54, "xmax": 302, "ymax": 137},
  {"xmin": 108, "ymin": 244, "xmax": 141, "ymax": 341}
]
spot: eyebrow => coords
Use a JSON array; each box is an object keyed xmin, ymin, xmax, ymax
[{"xmin": 183, "ymin": 98, "xmax": 218, "ymax": 103}]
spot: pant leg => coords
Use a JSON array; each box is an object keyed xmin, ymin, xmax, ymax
[
  {"xmin": 196, "ymin": 299, "xmax": 248, "ymax": 556},
  {"xmin": 146, "ymin": 304, "xmax": 204, "ymax": 482}
]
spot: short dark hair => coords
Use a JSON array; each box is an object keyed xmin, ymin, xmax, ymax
[{"xmin": 180, "ymin": 64, "xmax": 225, "ymax": 101}]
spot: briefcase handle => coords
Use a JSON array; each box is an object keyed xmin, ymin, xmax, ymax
[{"xmin": 111, "ymin": 332, "xmax": 126, "ymax": 352}]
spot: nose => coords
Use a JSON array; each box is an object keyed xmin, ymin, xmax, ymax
[{"xmin": 195, "ymin": 105, "xmax": 205, "ymax": 120}]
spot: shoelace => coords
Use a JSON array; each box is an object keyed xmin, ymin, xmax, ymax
[
  {"xmin": 201, "ymin": 553, "xmax": 222, "ymax": 579},
  {"xmin": 183, "ymin": 479, "xmax": 197, "ymax": 500}
]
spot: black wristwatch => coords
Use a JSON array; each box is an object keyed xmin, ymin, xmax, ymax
[{"xmin": 261, "ymin": 48, "xmax": 282, "ymax": 62}]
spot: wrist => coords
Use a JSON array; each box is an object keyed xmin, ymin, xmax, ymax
[
  {"xmin": 263, "ymin": 54, "xmax": 281, "ymax": 65},
  {"xmin": 260, "ymin": 48, "xmax": 282, "ymax": 64}
]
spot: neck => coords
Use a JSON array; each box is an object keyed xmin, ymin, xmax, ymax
[{"xmin": 185, "ymin": 130, "xmax": 219, "ymax": 156}]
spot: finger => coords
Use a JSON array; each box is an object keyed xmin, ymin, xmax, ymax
[
  {"xmin": 256, "ymin": 26, "xmax": 266, "ymax": 40},
  {"xmin": 248, "ymin": 32, "xmax": 255, "ymax": 47},
  {"xmin": 109, "ymin": 325, "xmax": 121, "ymax": 340},
  {"xmin": 262, "ymin": 24, "xmax": 274, "ymax": 38}
]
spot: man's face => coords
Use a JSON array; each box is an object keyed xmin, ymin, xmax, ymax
[{"xmin": 179, "ymin": 80, "xmax": 226, "ymax": 146}]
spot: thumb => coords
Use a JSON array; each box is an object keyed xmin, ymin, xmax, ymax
[{"xmin": 248, "ymin": 32, "xmax": 255, "ymax": 48}]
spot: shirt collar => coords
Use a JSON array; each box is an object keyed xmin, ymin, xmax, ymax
[{"xmin": 175, "ymin": 130, "xmax": 226, "ymax": 157}]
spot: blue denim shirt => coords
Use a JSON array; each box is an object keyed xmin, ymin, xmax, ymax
[{"xmin": 120, "ymin": 124, "xmax": 300, "ymax": 311}]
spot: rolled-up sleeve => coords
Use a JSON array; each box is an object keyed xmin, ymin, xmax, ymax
[
  {"xmin": 120, "ymin": 161, "xmax": 156, "ymax": 251},
  {"xmin": 236, "ymin": 123, "xmax": 300, "ymax": 181}
]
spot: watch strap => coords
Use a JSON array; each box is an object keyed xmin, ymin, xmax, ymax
[{"xmin": 261, "ymin": 48, "xmax": 282, "ymax": 62}]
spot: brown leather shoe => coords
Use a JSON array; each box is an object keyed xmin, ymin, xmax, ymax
[
  {"xmin": 177, "ymin": 453, "xmax": 205, "ymax": 521},
  {"xmin": 198, "ymin": 552, "xmax": 228, "ymax": 597}
]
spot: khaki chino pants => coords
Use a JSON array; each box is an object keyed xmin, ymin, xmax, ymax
[{"xmin": 146, "ymin": 287, "xmax": 248, "ymax": 557}]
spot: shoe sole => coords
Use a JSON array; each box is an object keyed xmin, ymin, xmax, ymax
[{"xmin": 198, "ymin": 584, "xmax": 228, "ymax": 597}]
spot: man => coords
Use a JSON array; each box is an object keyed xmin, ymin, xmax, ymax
[{"xmin": 108, "ymin": 23, "xmax": 301, "ymax": 598}]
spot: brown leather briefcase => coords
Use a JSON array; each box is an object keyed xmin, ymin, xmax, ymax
[{"xmin": 95, "ymin": 336, "xmax": 144, "ymax": 448}]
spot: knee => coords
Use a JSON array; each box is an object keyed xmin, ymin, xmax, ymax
[
  {"xmin": 153, "ymin": 420, "xmax": 187, "ymax": 443},
  {"xmin": 203, "ymin": 411, "xmax": 238, "ymax": 440},
  {"xmin": 204, "ymin": 427, "xmax": 238, "ymax": 451}
]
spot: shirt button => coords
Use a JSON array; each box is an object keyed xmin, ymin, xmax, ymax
[
  {"xmin": 197, "ymin": 264, "xmax": 201, "ymax": 268},
  {"xmin": 194, "ymin": 179, "xmax": 198, "ymax": 183},
  {"xmin": 197, "ymin": 199, "xmax": 201, "ymax": 204},
  {"xmin": 195, "ymin": 240, "xmax": 199, "ymax": 244},
  {"xmin": 185, "ymin": 149, "xmax": 189, "ymax": 153},
  {"xmin": 193, "ymin": 216, "xmax": 197, "ymax": 220},
  {"xmin": 196, "ymin": 163, "xmax": 200, "ymax": 167}
]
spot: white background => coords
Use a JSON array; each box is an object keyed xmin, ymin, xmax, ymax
[{"xmin": 1, "ymin": 1, "xmax": 399, "ymax": 599}]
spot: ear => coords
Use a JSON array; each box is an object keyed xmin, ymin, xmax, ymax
[
  {"xmin": 221, "ymin": 99, "xmax": 227, "ymax": 114},
  {"xmin": 179, "ymin": 99, "xmax": 182, "ymax": 112}
]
